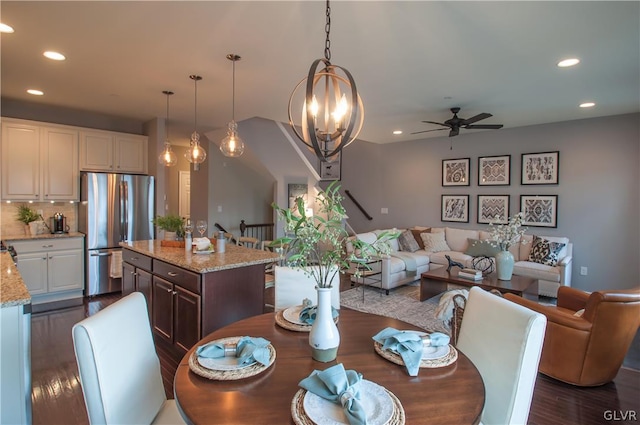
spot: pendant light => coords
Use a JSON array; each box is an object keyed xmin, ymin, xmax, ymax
[
  {"xmin": 220, "ymin": 54, "xmax": 245, "ymax": 157},
  {"xmin": 158, "ymin": 90, "xmax": 178, "ymax": 167},
  {"xmin": 185, "ymin": 74, "xmax": 207, "ymax": 170},
  {"xmin": 288, "ymin": 0, "xmax": 364, "ymax": 162}
]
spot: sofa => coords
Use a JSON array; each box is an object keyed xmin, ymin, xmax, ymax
[{"xmin": 346, "ymin": 226, "xmax": 573, "ymax": 298}]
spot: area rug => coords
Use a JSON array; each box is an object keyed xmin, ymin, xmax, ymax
[{"xmin": 340, "ymin": 282, "xmax": 451, "ymax": 335}]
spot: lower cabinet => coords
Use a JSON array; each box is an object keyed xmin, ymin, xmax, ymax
[
  {"xmin": 122, "ymin": 262, "xmax": 152, "ymax": 319},
  {"xmin": 152, "ymin": 275, "xmax": 201, "ymax": 353}
]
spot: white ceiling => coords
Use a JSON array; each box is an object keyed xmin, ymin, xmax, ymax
[{"xmin": 1, "ymin": 1, "xmax": 638, "ymax": 146}]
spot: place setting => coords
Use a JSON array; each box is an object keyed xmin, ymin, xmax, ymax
[
  {"xmin": 291, "ymin": 363, "xmax": 405, "ymax": 425},
  {"xmin": 372, "ymin": 328, "xmax": 458, "ymax": 375},
  {"xmin": 275, "ymin": 298, "xmax": 339, "ymax": 332},
  {"xmin": 188, "ymin": 335, "xmax": 276, "ymax": 380}
]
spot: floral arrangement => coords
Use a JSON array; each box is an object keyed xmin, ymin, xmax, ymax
[
  {"xmin": 488, "ymin": 212, "xmax": 527, "ymax": 251},
  {"xmin": 15, "ymin": 204, "xmax": 40, "ymax": 224},
  {"xmin": 272, "ymin": 181, "xmax": 398, "ymax": 288}
]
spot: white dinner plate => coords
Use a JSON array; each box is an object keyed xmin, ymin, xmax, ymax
[
  {"xmin": 303, "ymin": 380, "xmax": 394, "ymax": 425},
  {"xmin": 283, "ymin": 305, "xmax": 307, "ymax": 325},
  {"xmin": 196, "ymin": 337, "xmax": 255, "ymax": 371}
]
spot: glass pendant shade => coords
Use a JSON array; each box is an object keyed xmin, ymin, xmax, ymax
[
  {"xmin": 185, "ymin": 131, "xmax": 207, "ymax": 164},
  {"xmin": 158, "ymin": 141, "xmax": 178, "ymax": 166},
  {"xmin": 220, "ymin": 120, "xmax": 245, "ymax": 157}
]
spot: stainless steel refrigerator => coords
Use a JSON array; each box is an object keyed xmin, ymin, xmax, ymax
[{"xmin": 79, "ymin": 172, "xmax": 155, "ymax": 296}]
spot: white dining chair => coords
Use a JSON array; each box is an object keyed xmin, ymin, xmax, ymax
[
  {"xmin": 274, "ymin": 265, "xmax": 340, "ymax": 311},
  {"xmin": 456, "ymin": 287, "xmax": 546, "ymax": 425},
  {"xmin": 72, "ymin": 292, "xmax": 185, "ymax": 424}
]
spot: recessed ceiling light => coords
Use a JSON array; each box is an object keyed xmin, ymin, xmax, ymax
[
  {"xmin": 27, "ymin": 89, "xmax": 44, "ymax": 96},
  {"xmin": 392, "ymin": 130, "xmax": 403, "ymax": 135},
  {"xmin": 0, "ymin": 23, "xmax": 14, "ymax": 33},
  {"xmin": 579, "ymin": 102, "xmax": 595, "ymax": 108},
  {"xmin": 558, "ymin": 58, "xmax": 580, "ymax": 67},
  {"xmin": 43, "ymin": 51, "xmax": 66, "ymax": 61}
]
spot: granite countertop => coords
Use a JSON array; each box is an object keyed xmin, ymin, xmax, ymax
[
  {"xmin": 121, "ymin": 240, "xmax": 281, "ymax": 274},
  {"xmin": 0, "ymin": 252, "xmax": 31, "ymax": 308},
  {"xmin": 2, "ymin": 232, "xmax": 85, "ymax": 242}
]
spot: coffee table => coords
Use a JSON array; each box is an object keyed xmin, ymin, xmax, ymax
[{"xmin": 420, "ymin": 266, "xmax": 538, "ymax": 301}]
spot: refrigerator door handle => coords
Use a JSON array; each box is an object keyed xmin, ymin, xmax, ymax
[
  {"xmin": 90, "ymin": 252, "xmax": 113, "ymax": 257},
  {"xmin": 123, "ymin": 181, "xmax": 129, "ymax": 241}
]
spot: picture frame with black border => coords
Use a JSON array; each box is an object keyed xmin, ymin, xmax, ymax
[
  {"xmin": 478, "ymin": 155, "xmax": 510, "ymax": 186},
  {"xmin": 521, "ymin": 151, "xmax": 559, "ymax": 185},
  {"xmin": 477, "ymin": 195, "xmax": 510, "ymax": 224},
  {"xmin": 520, "ymin": 195, "xmax": 558, "ymax": 228},
  {"xmin": 441, "ymin": 194, "xmax": 469, "ymax": 223},
  {"xmin": 319, "ymin": 152, "xmax": 341, "ymax": 181},
  {"xmin": 442, "ymin": 157, "xmax": 470, "ymax": 186},
  {"xmin": 287, "ymin": 183, "xmax": 308, "ymax": 209}
]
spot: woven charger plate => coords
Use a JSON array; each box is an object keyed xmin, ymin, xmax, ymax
[
  {"xmin": 274, "ymin": 309, "xmax": 339, "ymax": 333},
  {"xmin": 189, "ymin": 336, "xmax": 276, "ymax": 381},
  {"xmin": 290, "ymin": 387, "xmax": 405, "ymax": 425},
  {"xmin": 374, "ymin": 342, "xmax": 458, "ymax": 369}
]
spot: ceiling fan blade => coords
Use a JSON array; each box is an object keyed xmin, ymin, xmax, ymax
[
  {"xmin": 411, "ymin": 128, "xmax": 448, "ymax": 135},
  {"xmin": 465, "ymin": 124, "xmax": 504, "ymax": 129},
  {"xmin": 463, "ymin": 113, "xmax": 492, "ymax": 125},
  {"xmin": 421, "ymin": 120, "xmax": 449, "ymax": 127},
  {"xmin": 449, "ymin": 128, "xmax": 460, "ymax": 137}
]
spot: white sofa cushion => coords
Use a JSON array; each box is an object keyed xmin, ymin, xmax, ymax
[
  {"xmin": 513, "ymin": 261, "xmax": 562, "ymax": 282},
  {"xmin": 445, "ymin": 227, "xmax": 480, "ymax": 252},
  {"xmin": 421, "ymin": 232, "xmax": 451, "ymax": 253}
]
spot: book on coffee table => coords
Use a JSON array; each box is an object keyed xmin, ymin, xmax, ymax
[{"xmin": 458, "ymin": 271, "xmax": 483, "ymax": 281}]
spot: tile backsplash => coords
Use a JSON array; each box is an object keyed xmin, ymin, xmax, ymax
[{"xmin": 0, "ymin": 202, "xmax": 78, "ymax": 238}]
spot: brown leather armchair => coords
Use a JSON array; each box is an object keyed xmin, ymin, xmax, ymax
[{"xmin": 504, "ymin": 286, "xmax": 640, "ymax": 386}]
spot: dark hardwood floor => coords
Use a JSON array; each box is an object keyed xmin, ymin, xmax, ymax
[{"xmin": 31, "ymin": 291, "xmax": 639, "ymax": 425}]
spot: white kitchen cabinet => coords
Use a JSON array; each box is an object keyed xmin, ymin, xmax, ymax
[
  {"xmin": 9, "ymin": 237, "xmax": 84, "ymax": 307},
  {"xmin": 80, "ymin": 130, "xmax": 148, "ymax": 174},
  {"xmin": 1, "ymin": 118, "xmax": 79, "ymax": 201}
]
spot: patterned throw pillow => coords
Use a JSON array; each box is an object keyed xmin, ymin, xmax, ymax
[
  {"xmin": 528, "ymin": 235, "xmax": 566, "ymax": 266},
  {"xmin": 398, "ymin": 230, "xmax": 420, "ymax": 252},
  {"xmin": 420, "ymin": 232, "xmax": 451, "ymax": 253}
]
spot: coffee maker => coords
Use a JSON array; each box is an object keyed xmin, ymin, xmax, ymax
[{"xmin": 50, "ymin": 213, "xmax": 69, "ymax": 234}]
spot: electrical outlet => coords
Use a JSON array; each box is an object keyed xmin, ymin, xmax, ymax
[
  {"xmin": 381, "ymin": 208, "xmax": 388, "ymax": 214},
  {"xmin": 580, "ymin": 266, "xmax": 588, "ymax": 276},
  {"xmin": 217, "ymin": 206, "xmax": 222, "ymax": 213}
]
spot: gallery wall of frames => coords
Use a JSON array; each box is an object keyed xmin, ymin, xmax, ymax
[{"xmin": 440, "ymin": 151, "xmax": 559, "ymax": 228}]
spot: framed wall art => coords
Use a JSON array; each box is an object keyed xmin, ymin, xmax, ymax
[
  {"xmin": 477, "ymin": 195, "xmax": 510, "ymax": 224},
  {"xmin": 441, "ymin": 194, "xmax": 469, "ymax": 223},
  {"xmin": 442, "ymin": 158, "xmax": 470, "ymax": 186},
  {"xmin": 521, "ymin": 151, "xmax": 559, "ymax": 185},
  {"xmin": 319, "ymin": 152, "xmax": 341, "ymax": 181},
  {"xmin": 288, "ymin": 183, "xmax": 308, "ymax": 209},
  {"xmin": 478, "ymin": 155, "xmax": 510, "ymax": 186},
  {"xmin": 520, "ymin": 195, "xmax": 558, "ymax": 228}
]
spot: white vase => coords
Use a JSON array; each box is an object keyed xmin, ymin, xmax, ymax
[
  {"xmin": 29, "ymin": 221, "xmax": 40, "ymax": 236},
  {"xmin": 309, "ymin": 286, "xmax": 340, "ymax": 362},
  {"xmin": 495, "ymin": 250, "xmax": 514, "ymax": 281}
]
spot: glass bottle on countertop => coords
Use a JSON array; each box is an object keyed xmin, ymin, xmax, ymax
[
  {"xmin": 216, "ymin": 230, "xmax": 226, "ymax": 253},
  {"xmin": 184, "ymin": 219, "xmax": 193, "ymax": 254}
]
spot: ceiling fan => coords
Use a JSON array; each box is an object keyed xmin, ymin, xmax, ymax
[{"xmin": 412, "ymin": 107, "xmax": 503, "ymax": 137}]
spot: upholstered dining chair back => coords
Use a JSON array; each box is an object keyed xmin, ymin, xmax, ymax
[
  {"xmin": 457, "ymin": 287, "xmax": 546, "ymax": 425},
  {"xmin": 236, "ymin": 236, "xmax": 259, "ymax": 249},
  {"xmin": 274, "ymin": 265, "xmax": 340, "ymax": 311},
  {"xmin": 72, "ymin": 292, "xmax": 185, "ymax": 424}
]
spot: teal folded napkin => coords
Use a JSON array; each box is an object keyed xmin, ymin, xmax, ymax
[
  {"xmin": 298, "ymin": 363, "xmax": 367, "ymax": 425},
  {"xmin": 298, "ymin": 298, "xmax": 339, "ymax": 325},
  {"xmin": 372, "ymin": 327, "xmax": 423, "ymax": 376},
  {"xmin": 428, "ymin": 332, "xmax": 450, "ymax": 347},
  {"xmin": 196, "ymin": 336, "xmax": 271, "ymax": 366}
]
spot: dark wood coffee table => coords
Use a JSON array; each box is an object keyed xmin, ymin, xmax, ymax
[{"xmin": 420, "ymin": 266, "xmax": 538, "ymax": 301}]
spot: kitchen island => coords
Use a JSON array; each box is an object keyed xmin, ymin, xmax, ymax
[{"xmin": 120, "ymin": 240, "xmax": 280, "ymax": 354}]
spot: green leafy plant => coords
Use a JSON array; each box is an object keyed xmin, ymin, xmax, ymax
[
  {"xmin": 272, "ymin": 181, "xmax": 398, "ymax": 288},
  {"xmin": 15, "ymin": 204, "xmax": 40, "ymax": 224},
  {"xmin": 152, "ymin": 214, "xmax": 185, "ymax": 237}
]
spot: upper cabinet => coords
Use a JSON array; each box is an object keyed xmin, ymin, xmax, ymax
[
  {"xmin": 80, "ymin": 130, "xmax": 147, "ymax": 174},
  {"xmin": 1, "ymin": 119, "xmax": 79, "ymax": 201}
]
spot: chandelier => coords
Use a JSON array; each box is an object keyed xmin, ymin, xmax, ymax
[
  {"xmin": 288, "ymin": 0, "xmax": 364, "ymax": 162},
  {"xmin": 158, "ymin": 90, "xmax": 177, "ymax": 167},
  {"xmin": 220, "ymin": 54, "xmax": 245, "ymax": 157},
  {"xmin": 185, "ymin": 74, "xmax": 207, "ymax": 170}
]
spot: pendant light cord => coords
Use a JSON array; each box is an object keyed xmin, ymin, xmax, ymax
[{"xmin": 232, "ymin": 59, "xmax": 236, "ymax": 121}]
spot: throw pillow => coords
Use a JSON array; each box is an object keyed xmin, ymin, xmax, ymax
[
  {"xmin": 420, "ymin": 232, "xmax": 451, "ymax": 253},
  {"xmin": 464, "ymin": 238, "xmax": 501, "ymax": 257},
  {"xmin": 398, "ymin": 230, "xmax": 420, "ymax": 252},
  {"xmin": 410, "ymin": 228, "xmax": 430, "ymax": 250},
  {"xmin": 528, "ymin": 235, "xmax": 566, "ymax": 266}
]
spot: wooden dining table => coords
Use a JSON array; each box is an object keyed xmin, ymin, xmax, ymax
[{"xmin": 173, "ymin": 308, "xmax": 485, "ymax": 425}]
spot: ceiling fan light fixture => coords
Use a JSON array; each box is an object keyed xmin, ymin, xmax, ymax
[
  {"xmin": 158, "ymin": 90, "xmax": 177, "ymax": 167},
  {"xmin": 220, "ymin": 54, "xmax": 245, "ymax": 158},
  {"xmin": 185, "ymin": 75, "xmax": 206, "ymax": 169},
  {"xmin": 288, "ymin": 0, "xmax": 364, "ymax": 162},
  {"xmin": 557, "ymin": 58, "xmax": 580, "ymax": 67}
]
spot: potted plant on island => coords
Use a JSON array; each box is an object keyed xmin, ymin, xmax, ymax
[
  {"xmin": 272, "ymin": 181, "xmax": 398, "ymax": 361},
  {"xmin": 15, "ymin": 204, "xmax": 41, "ymax": 236},
  {"xmin": 152, "ymin": 214, "xmax": 185, "ymax": 241}
]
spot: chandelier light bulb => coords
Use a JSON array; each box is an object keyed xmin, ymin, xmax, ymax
[{"xmin": 158, "ymin": 141, "xmax": 177, "ymax": 166}]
